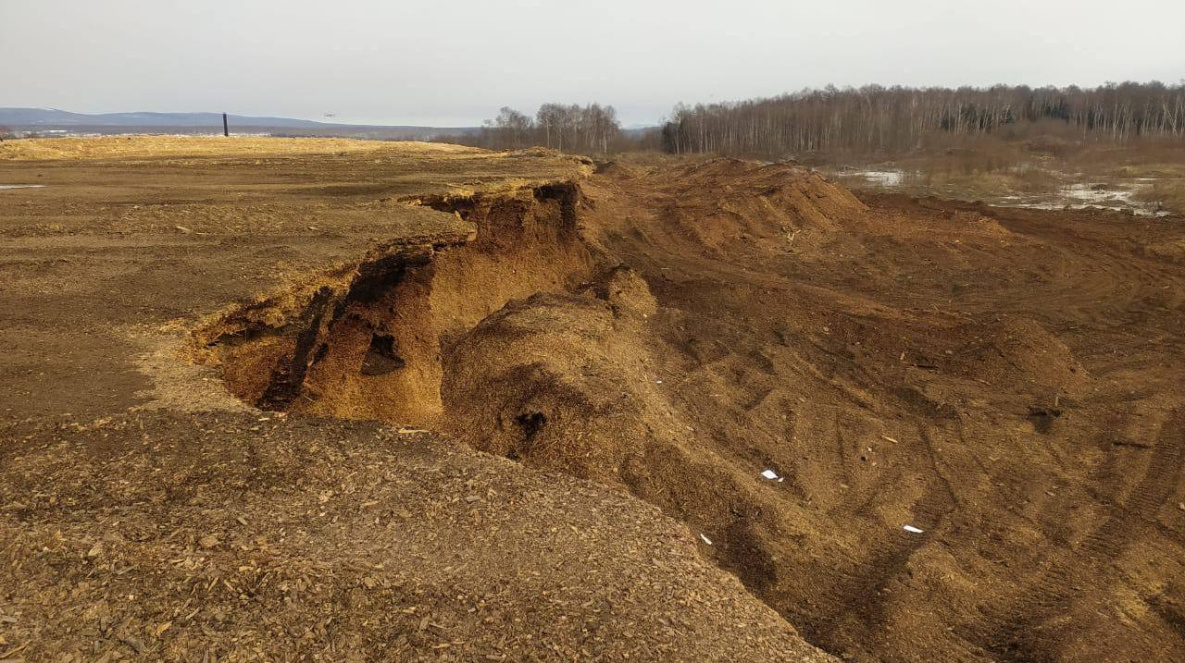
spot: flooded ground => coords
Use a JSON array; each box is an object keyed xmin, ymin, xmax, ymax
[
  {"xmin": 850, "ymin": 170, "xmax": 904, "ymax": 187},
  {"xmin": 834, "ymin": 168, "xmax": 1174, "ymax": 217},
  {"xmin": 995, "ymin": 181, "xmax": 1170, "ymax": 216}
]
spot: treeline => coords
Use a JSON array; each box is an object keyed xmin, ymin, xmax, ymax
[
  {"xmin": 660, "ymin": 82, "xmax": 1185, "ymax": 158},
  {"xmin": 433, "ymin": 103, "xmax": 623, "ymax": 154},
  {"xmin": 431, "ymin": 83, "xmax": 1185, "ymax": 158}
]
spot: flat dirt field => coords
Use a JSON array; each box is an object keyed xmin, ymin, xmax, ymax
[{"xmin": 1, "ymin": 137, "xmax": 1184, "ymax": 663}]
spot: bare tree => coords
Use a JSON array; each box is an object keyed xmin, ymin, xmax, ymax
[
  {"xmin": 433, "ymin": 103, "xmax": 625, "ymax": 155},
  {"xmin": 580, "ymin": 103, "xmax": 621, "ymax": 154},
  {"xmin": 536, "ymin": 104, "xmax": 567, "ymax": 151},
  {"xmin": 659, "ymin": 82, "xmax": 1185, "ymax": 158},
  {"xmin": 481, "ymin": 107, "xmax": 533, "ymax": 149}
]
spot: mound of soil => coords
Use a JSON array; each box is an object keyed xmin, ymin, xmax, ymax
[
  {"xmin": 194, "ymin": 183, "xmax": 596, "ymax": 427},
  {"xmin": 955, "ymin": 317, "xmax": 1090, "ymax": 394},
  {"xmin": 197, "ymin": 154, "xmax": 1185, "ymax": 662},
  {"xmin": 0, "ymin": 411, "xmax": 834, "ymax": 663},
  {"xmin": 10, "ymin": 138, "xmax": 1184, "ymax": 663},
  {"xmin": 633, "ymin": 159, "xmax": 867, "ymax": 256},
  {"xmin": 593, "ymin": 160, "xmax": 640, "ymax": 180},
  {"xmin": 0, "ymin": 140, "xmax": 835, "ymax": 663},
  {"xmin": 442, "ymin": 284, "xmax": 660, "ymax": 481},
  {"xmin": 440, "ymin": 278, "xmax": 814, "ymax": 605}
]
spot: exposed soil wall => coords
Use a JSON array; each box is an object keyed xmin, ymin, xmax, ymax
[
  {"xmin": 193, "ymin": 182, "xmax": 596, "ymax": 427},
  {"xmin": 192, "ymin": 159, "xmax": 1185, "ymax": 663}
]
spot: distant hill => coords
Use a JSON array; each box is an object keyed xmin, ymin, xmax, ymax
[{"xmin": 0, "ymin": 108, "xmax": 479, "ymax": 140}]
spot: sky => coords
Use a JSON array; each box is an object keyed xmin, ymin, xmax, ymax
[{"xmin": 2, "ymin": 0, "xmax": 1183, "ymax": 128}]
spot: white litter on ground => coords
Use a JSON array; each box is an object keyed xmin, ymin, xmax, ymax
[
  {"xmin": 903, "ymin": 525, "xmax": 924, "ymax": 534},
  {"xmin": 760, "ymin": 469, "xmax": 785, "ymax": 482},
  {"xmin": 0, "ymin": 185, "xmax": 46, "ymax": 190},
  {"xmin": 699, "ymin": 533, "xmax": 713, "ymax": 545}
]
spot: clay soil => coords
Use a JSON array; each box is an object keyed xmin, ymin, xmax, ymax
[{"xmin": 2, "ymin": 137, "xmax": 1184, "ymax": 663}]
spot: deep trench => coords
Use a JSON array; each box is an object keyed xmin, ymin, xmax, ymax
[
  {"xmin": 192, "ymin": 179, "xmax": 831, "ymax": 658},
  {"xmin": 195, "ymin": 182, "xmax": 592, "ymax": 427}
]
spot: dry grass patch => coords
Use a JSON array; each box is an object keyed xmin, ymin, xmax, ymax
[{"xmin": 0, "ymin": 135, "xmax": 483, "ymax": 161}]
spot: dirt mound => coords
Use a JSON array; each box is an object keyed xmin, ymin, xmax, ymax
[
  {"xmin": 570, "ymin": 166, "xmax": 1185, "ymax": 662},
  {"xmin": 1142, "ymin": 237, "xmax": 1185, "ymax": 262},
  {"xmin": 593, "ymin": 160, "xmax": 640, "ymax": 179},
  {"xmin": 955, "ymin": 317, "xmax": 1090, "ymax": 395},
  {"xmin": 439, "ymin": 275, "xmax": 806, "ymax": 603},
  {"xmin": 964, "ymin": 213, "xmax": 1015, "ymax": 241},
  {"xmin": 0, "ymin": 139, "xmax": 846, "ymax": 663},
  {"xmin": 618, "ymin": 160, "xmax": 868, "ymax": 257},
  {"xmin": 442, "ymin": 289, "xmax": 659, "ymax": 481},
  {"xmin": 670, "ymin": 156, "xmax": 764, "ymax": 179},
  {"xmin": 194, "ymin": 183, "xmax": 596, "ymax": 427},
  {"xmin": 0, "ymin": 411, "xmax": 835, "ymax": 663},
  {"xmin": 441, "ymin": 266, "xmax": 660, "ymax": 479},
  {"xmin": 187, "ymin": 154, "xmax": 1185, "ymax": 662}
]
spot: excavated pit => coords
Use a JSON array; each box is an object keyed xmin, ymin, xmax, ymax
[
  {"xmin": 192, "ymin": 181, "xmax": 598, "ymax": 428},
  {"xmin": 188, "ymin": 160, "xmax": 1185, "ymax": 663},
  {"xmin": 191, "ymin": 164, "xmax": 885, "ymax": 659}
]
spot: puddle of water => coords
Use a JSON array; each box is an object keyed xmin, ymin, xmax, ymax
[
  {"xmin": 991, "ymin": 181, "xmax": 1170, "ymax": 217},
  {"xmin": 852, "ymin": 170, "xmax": 905, "ymax": 187},
  {"xmin": 836, "ymin": 165, "xmax": 1174, "ymax": 217},
  {"xmin": 0, "ymin": 184, "xmax": 47, "ymax": 190}
]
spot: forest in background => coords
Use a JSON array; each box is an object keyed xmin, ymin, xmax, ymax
[
  {"xmin": 441, "ymin": 82, "xmax": 1185, "ymax": 160},
  {"xmin": 658, "ymin": 82, "xmax": 1185, "ymax": 159},
  {"xmin": 433, "ymin": 103, "xmax": 626, "ymax": 154}
]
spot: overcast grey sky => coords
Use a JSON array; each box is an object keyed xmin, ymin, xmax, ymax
[{"xmin": 2, "ymin": 0, "xmax": 1183, "ymax": 127}]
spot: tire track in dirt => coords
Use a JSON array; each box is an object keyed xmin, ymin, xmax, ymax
[
  {"xmin": 981, "ymin": 406, "xmax": 1185, "ymax": 661},
  {"xmin": 558, "ymin": 180, "xmax": 1185, "ymax": 661},
  {"xmin": 795, "ymin": 418, "xmax": 960, "ymax": 657}
]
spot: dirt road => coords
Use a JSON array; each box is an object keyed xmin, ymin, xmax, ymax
[{"xmin": 3, "ymin": 137, "xmax": 1184, "ymax": 662}]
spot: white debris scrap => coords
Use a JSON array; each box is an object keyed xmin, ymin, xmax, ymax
[
  {"xmin": 699, "ymin": 533, "xmax": 713, "ymax": 545},
  {"xmin": 761, "ymin": 469, "xmax": 785, "ymax": 482},
  {"xmin": 903, "ymin": 525, "xmax": 924, "ymax": 534}
]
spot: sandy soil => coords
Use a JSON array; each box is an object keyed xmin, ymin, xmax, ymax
[
  {"xmin": 0, "ymin": 138, "xmax": 831, "ymax": 663},
  {"xmin": 0, "ymin": 136, "xmax": 481, "ymax": 161},
  {"xmin": 3, "ymin": 137, "xmax": 1185, "ymax": 662},
  {"xmin": 577, "ymin": 162, "xmax": 1185, "ymax": 661}
]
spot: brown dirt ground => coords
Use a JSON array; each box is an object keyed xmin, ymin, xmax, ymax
[
  {"xmin": 0, "ymin": 138, "xmax": 832, "ymax": 663},
  {"xmin": 574, "ymin": 163, "xmax": 1185, "ymax": 662},
  {"xmin": 3, "ymin": 137, "xmax": 1185, "ymax": 663}
]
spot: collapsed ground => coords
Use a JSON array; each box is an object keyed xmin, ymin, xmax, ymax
[
  {"xmin": 3, "ymin": 138, "xmax": 1185, "ymax": 662},
  {"xmin": 0, "ymin": 139, "xmax": 832, "ymax": 663}
]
